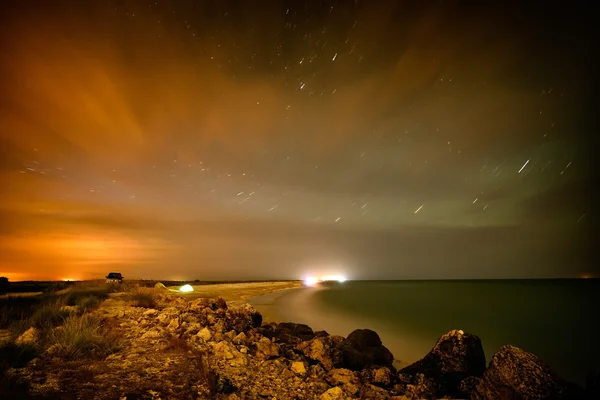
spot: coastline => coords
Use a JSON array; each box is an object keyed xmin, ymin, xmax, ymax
[
  {"xmin": 167, "ymin": 280, "xmax": 302, "ymax": 305},
  {"xmin": 248, "ymin": 284, "xmax": 432, "ymax": 369}
]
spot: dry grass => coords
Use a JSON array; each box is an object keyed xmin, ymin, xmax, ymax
[
  {"xmin": 30, "ymin": 300, "xmax": 70, "ymax": 330},
  {"xmin": 46, "ymin": 314, "xmax": 121, "ymax": 359},
  {"xmin": 126, "ymin": 287, "xmax": 159, "ymax": 308}
]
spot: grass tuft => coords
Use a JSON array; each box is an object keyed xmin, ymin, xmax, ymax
[
  {"xmin": 30, "ymin": 301, "xmax": 70, "ymax": 330},
  {"xmin": 46, "ymin": 314, "xmax": 121, "ymax": 359},
  {"xmin": 126, "ymin": 288, "xmax": 158, "ymax": 308}
]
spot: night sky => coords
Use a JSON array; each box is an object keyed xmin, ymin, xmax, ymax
[{"xmin": 0, "ymin": 1, "xmax": 595, "ymax": 281}]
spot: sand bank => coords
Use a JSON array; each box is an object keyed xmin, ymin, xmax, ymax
[{"xmin": 168, "ymin": 281, "xmax": 302, "ymax": 305}]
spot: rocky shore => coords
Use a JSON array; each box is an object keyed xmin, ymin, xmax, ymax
[{"xmin": 6, "ymin": 291, "xmax": 595, "ymax": 399}]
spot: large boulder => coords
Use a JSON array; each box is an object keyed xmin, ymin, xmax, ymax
[
  {"xmin": 399, "ymin": 329, "xmax": 485, "ymax": 397},
  {"xmin": 296, "ymin": 335, "xmax": 344, "ymax": 371},
  {"xmin": 255, "ymin": 337, "xmax": 280, "ymax": 360},
  {"xmin": 338, "ymin": 329, "xmax": 394, "ymax": 371},
  {"xmin": 472, "ymin": 345, "xmax": 584, "ymax": 400},
  {"xmin": 258, "ymin": 322, "xmax": 316, "ymax": 348}
]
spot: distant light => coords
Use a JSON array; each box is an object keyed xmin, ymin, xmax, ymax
[
  {"xmin": 303, "ymin": 276, "xmax": 320, "ymax": 287},
  {"xmin": 179, "ymin": 284, "xmax": 194, "ymax": 293},
  {"xmin": 62, "ymin": 278, "xmax": 76, "ymax": 282},
  {"xmin": 320, "ymin": 275, "xmax": 347, "ymax": 283}
]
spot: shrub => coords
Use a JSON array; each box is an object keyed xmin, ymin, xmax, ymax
[
  {"xmin": 127, "ymin": 288, "xmax": 158, "ymax": 308},
  {"xmin": 46, "ymin": 315, "xmax": 121, "ymax": 359},
  {"xmin": 62, "ymin": 287, "xmax": 110, "ymax": 307},
  {"xmin": 75, "ymin": 295, "xmax": 102, "ymax": 312},
  {"xmin": 118, "ymin": 281, "xmax": 141, "ymax": 293},
  {"xmin": 30, "ymin": 301, "xmax": 70, "ymax": 330}
]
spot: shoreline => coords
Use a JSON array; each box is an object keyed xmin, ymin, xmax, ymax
[
  {"xmin": 249, "ymin": 285, "xmax": 424, "ymax": 369},
  {"xmin": 167, "ymin": 280, "xmax": 303, "ymax": 306}
]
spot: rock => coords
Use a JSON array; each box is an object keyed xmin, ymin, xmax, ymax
[
  {"xmin": 327, "ymin": 368, "xmax": 355, "ymax": 385},
  {"xmin": 373, "ymin": 367, "xmax": 393, "ymax": 387},
  {"xmin": 143, "ymin": 308, "xmax": 158, "ymax": 316},
  {"xmin": 212, "ymin": 341, "xmax": 237, "ymax": 360},
  {"xmin": 225, "ymin": 330, "xmax": 236, "ymax": 341},
  {"xmin": 167, "ymin": 318, "xmax": 180, "ymax": 331},
  {"xmin": 296, "ymin": 336, "xmax": 343, "ymax": 371},
  {"xmin": 141, "ymin": 329, "xmax": 162, "ymax": 340},
  {"xmin": 359, "ymin": 383, "xmax": 391, "ymax": 400},
  {"xmin": 319, "ymin": 386, "xmax": 344, "ymax": 400},
  {"xmin": 15, "ymin": 327, "xmax": 38, "ymax": 345},
  {"xmin": 291, "ymin": 361, "xmax": 307, "ymax": 375},
  {"xmin": 259, "ymin": 322, "xmax": 316, "ymax": 347},
  {"xmin": 399, "ymin": 329, "xmax": 485, "ymax": 397},
  {"xmin": 197, "ymin": 327, "xmax": 212, "ymax": 342},
  {"xmin": 255, "ymin": 337, "xmax": 280, "ymax": 360},
  {"xmin": 392, "ymin": 373, "xmax": 436, "ymax": 400},
  {"xmin": 154, "ymin": 282, "xmax": 168, "ymax": 290},
  {"xmin": 472, "ymin": 345, "xmax": 584, "ymax": 400},
  {"xmin": 339, "ymin": 329, "xmax": 394, "ymax": 371},
  {"xmin": 232, "ymin": 332, "xmax": 247, "ymax": 345}
]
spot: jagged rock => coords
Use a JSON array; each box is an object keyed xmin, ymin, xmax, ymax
[
  {"xmin": 297, "ymin": 335, "xmax": 344, "ymax": 371},
  {"xmin": 197, "ymin": 327, "xmax": 212, "ymax": 342},
  {"xmin": 255, "ymin": 337, "xmax": 280, "ymax": 360},
  {"xmin": 472, "ymin": 345, "xmax": 584, "ymax": 400},
  {"xmin": 399, "ymin": 329, "xmax": 485, "ymax": 397},
  {"xmin": 143, "ymin": 308, "xmax": 158, "ymax": 316},
  {"xmin": 15, "ymin": 327, "xmax": 38, "ymax": 345},
  {"xmin": 232, "ymin": 331, "xmax": 247, "ymax": 345},
  {"xmin": 359, "ymin": 383, "xmax": 391, "ymax": 400},
  {"xmin": 291, "ymin": 361, "xmax": 307, "ymax": 375},
  {"xmin": 327, "ymin": 368, "xmax": 356, "ymax": 385},
  {"xmin": 212, "ymin": 340, "xmax": 238, "ymax": 360},
  {"xmin": 167, "ymin": 318, "xmax": 180, "ymax": 331},
  {"xmin": 320, "ymin": 386, "xmax": 344, "ymax": 400},
  {"xmin": 373, "ymin": 366, "xmax": 393, "ymax": 387},
  {"xmin": 338, "ymin": 329, "xmax": 394, "ymax": 371},
  {"xmin": 391, "ymin": 373, "xmax": 437, "ymax": 400},
  {"xmin": 259, "ymin": 322, "xmax": 316, "ymax": 347}
]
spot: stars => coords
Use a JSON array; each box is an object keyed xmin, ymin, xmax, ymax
[
  {"xmin": 518, "ymin": 159, "xmax": 529, "ymax": 174},
  {"xmin": 560, "ymin": 161, "xmax": 572, "ymax": 175}
]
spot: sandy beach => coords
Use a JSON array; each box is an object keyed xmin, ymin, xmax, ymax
[{"xmin": 167, "ymin": 281, "xmax": 303, "ymax": 306}]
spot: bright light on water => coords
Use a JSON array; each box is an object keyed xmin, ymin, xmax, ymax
[
  {"xmin": 304, "ymin": 276, "xmax": 320, "ymax": 286},
  {"xmin": 179, "ymin": 284, "xmax": 194, "ymax": 293},
  {"xmin": 304, "ymin": 275, "xmax": 346, "ymax": 286},
  {"xmin": 321, "ymin": 275, "xmax": 346, "ymax": 283}
]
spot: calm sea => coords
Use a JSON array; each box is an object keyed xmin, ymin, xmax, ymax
[{"xmin": 251, "ymin": 279, "xmax": 599, "ymax": 385}]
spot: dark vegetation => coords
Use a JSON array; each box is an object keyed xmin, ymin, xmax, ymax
[{"xmin": 0, "ymin": 281, "xmax": 150, "ymax": 395}]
